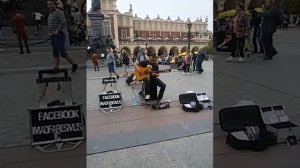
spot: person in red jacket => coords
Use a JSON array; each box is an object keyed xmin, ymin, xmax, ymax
[
  {"xmin": 12, "ymin": 10, "xmax": 31, "ymax": 54},
  {"xmin": 91, "ymin": 52, "xmax": 99, "ymax": 71}
]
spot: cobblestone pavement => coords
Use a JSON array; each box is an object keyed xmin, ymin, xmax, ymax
[{"xmin": 87, "ymin": 133, "xmax": 212, "ymax": 168}]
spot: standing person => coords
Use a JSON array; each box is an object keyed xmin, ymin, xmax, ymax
[
  {"xmin": 261, "ymin": 0, "xmax": 283, "ymax": 60},
  {"xmin": 197, "ymin": 49, "xmax": 207, "ymax": 74},
  {"xmin": 249, "ymin": 6, "xmax": 261, "ymax": 55},
  {"xmin": 226, "ymin": 2, "xmax": 249, "ymax": 63},
  {"xmin": 192, "ymin": 52, "xmax": 197, "ymax": 71},
  {"xmin": 122, "ymin": 50, "xmax": 130, "ymax": 78},
  {"xmin": 183, "ymin": 52, "xmax": 192, "ymax": 75},
  {"xmin": 32, "ymin": 10, "xmax": 44, "ymax": 36},
  {"xmin": 106, "ymin": 48, "xmax": 120, "ymax": 79},
  {"xmin": 11, "ymin": 10, "xmax": 30, "ymax": 54},
  {"xmin": 91, "ymin": 51, "xmax": 99, "ymax": 71},
  {"xmin": 47, "ymin": 0, "xmax": 78, "ymax": 72},
  {"xmin": 136, "ymin": 46, "xmax": 147, "ymax": 63}
]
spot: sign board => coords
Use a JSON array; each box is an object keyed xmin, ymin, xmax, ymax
[
  {"xmin": 28, "ymin": 105, "xmax": 84, "ymax": 146},
  {"xmin": 99, "ymin": 93, "xmax": 122, "ymax": 112}
]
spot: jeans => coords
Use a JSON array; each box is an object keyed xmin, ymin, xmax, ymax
[
  {"xmin": 262, "ymin": 32, "xmax": 277, "ymax": 58},
  {"xmin": 144, "ymin": 77, "xmax": 166, "ymax": 101},
  {"xmin": 231, "ymin": 33, "xmax": 245, "ymax": 57}
]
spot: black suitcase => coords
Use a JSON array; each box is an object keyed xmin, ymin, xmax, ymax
[
  {"xmin": 179, "ymin": 93, "xmax": 203, "ymax": 112},
  {"xmin": 219, "ymin": 105, "xmax": 276, "ymax": 151},
  {"xmin": 126, "ymin": 73, "xmax": 134, "ymax": 85}
]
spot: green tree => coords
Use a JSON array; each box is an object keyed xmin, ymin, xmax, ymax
[{"xmin": 204, "ymin": 39, "xmax": 213, "ymax": 54}]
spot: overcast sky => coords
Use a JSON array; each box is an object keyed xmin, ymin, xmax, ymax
[{"xmin": 87, "ymin": 0, "xmax": 213, "ymax": 31}]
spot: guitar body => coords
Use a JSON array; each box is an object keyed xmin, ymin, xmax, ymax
[
  {"xmin": 134, "ymin": 66, "xmax": 152, "ymax": 81},
  {"xmin": 134, "ymin": 65, "xmax": 171, "ymax": 81}
]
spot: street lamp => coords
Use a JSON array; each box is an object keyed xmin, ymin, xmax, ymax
[
  {"xmin": 187, "ymin": 18, "xmax": 192, "ymax": 53},
  {"xmin": 145, "ymin": 41, "xmax": 149, "ymax": 55}
]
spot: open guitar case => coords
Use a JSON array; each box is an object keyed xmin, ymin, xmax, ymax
[
  {"xmin": 219, "ymin": 105, "xmax": 276, "ymax": 151},
  {"xmin": 179, "ymin": 92, "xmax": 203, "ymax": 112}
]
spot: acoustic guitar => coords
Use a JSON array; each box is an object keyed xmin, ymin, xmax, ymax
[{"xmin": 134, "ymin": 65, "xmax": 171, "ymax": 81}]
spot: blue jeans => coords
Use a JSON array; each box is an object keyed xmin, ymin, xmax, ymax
[{"xmin": 51, "ymin": 32, "xmax": 67, "ymax": 58}]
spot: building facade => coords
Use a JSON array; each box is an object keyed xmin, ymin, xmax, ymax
[{"xmin": 87, "ymin": 0, "xmax": 213, "ymax": 57}]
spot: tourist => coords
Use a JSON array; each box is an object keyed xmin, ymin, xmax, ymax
[
  {"xmin": 11, "ymin": 10, "xmax": 31, "ymax": 54},
  {"xmin": 122, "ymin": 50, "xmax": 130, "ymax": 78},
  {"xmin": 47, "ymin": 0, "xmax": 78, "ymax": 72},
  {"xmin": 226, "ymin": 2, "xmax": 249, "ymax": 63}
]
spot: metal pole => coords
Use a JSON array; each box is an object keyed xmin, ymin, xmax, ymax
[{"xmin": 188, "ymin": 29, "xmax": 191, "ymax": 52}]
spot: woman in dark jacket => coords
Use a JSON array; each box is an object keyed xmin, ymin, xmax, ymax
[{"xmin": 122, "ymin": 50, "xmax": 130, "ymax": 78}]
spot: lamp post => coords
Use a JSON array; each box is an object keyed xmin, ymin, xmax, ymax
[
  {"xmin": 146, "ymin": 41, "xmax": 149, "ymax": 55},
  {"xmin": 187, "ymin": 18, "xmax": 192, "ymax": 53}
]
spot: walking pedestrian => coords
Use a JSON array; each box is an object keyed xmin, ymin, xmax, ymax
[
  {"xmin": 91, "ymin": 51, "xmax": 99, "ymax": 71},
  {"xmin": 226, "ymin": 2, "xmax": 249, "ymax": 63},
  {"xmin": 47, "ymin": 0, "xmax": 78, "ymax": 72},
  {"xmin": 106, "ymin": 48, "xmax": 120, "ymax": 79},
  {"xmin": 261, "ymin": 0, "xmax": 283, "ymax": 60},
  {"xmin": 122, "ymin": 50, "xmax": 130, "ymax": 78},
  {"xmin": 11, "ymin": 10, "xmax": 30, "ymax": 54},
  {"xmin": 32, "ymin": 10, "xmax": 44, "ymax": 36}
]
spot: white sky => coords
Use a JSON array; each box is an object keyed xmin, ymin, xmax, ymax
[{"xmin": 87, "ymin": 0, "xmax": 213, "ymax": 31}]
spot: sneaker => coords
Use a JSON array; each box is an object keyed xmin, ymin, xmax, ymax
[
  {"xmin": 182, "ymin": 72, "xmax": 186, "ymax": 75},
  {"xmin": 226, "ymin": 56, "xmax": 234, "ymax": 62},
  {"xmin": 238, "ymin": 57, "xmax": 244, "ymax": 63},
  {"xmin": 187, "ymin": 73, "xmax": 190, "ymax": 75},
  {"xmin": 257, "ymin": 53, "xmax": 264, "ymax": 57},
  {"xmin": 72, "ymin": 64, "xmax": 78, "ymax": 72},
  {"xmin": 145, "ymin": 95, "xmax": 150, "ymax": 100}
]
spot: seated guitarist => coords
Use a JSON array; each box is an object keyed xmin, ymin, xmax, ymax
[{"xmin": 134, "ymin": 54, "xmax": 166, "ymax": 102}]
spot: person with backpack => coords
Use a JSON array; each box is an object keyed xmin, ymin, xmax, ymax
[
  {"xmin": 261, "ymin": 0, "xmax": 283, "ymax": 60},
  {"xmin": 122, "ymin": 50, "xmax": 130, "ymax": 78}
]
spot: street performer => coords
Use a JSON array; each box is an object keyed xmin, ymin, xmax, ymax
[{"xmin": 134, "ymin": 54, "xmax": 166, "ymax": 102}]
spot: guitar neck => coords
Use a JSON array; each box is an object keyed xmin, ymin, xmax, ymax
[{"xmin": 148, "ymin": 70, "xmax": 170, "ymax": 73}]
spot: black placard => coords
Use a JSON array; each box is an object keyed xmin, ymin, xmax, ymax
[
  {"xmin": 99, "ymin": 93, "xmax": 122, "ymax": 109},
  {"xmin": 28, "ymin": 105, "xmax": 84, "ymax": 145}
]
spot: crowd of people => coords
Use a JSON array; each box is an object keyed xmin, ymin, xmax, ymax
[{"xmin": 214, "ymin": 0, "xmax": 289, "ymax": 62}]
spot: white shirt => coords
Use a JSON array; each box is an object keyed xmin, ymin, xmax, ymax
[{"xmin": 33, "ymin": 12, "xmax": 44, "ymax": 20}]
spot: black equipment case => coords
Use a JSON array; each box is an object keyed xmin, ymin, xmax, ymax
[
  {"xmin": 219, "ymin": 105, "xmax": 276, "ymax": 151},
  {"xmin": 179, "ymin": 93, "xmax": 203, "ymax": 112}
]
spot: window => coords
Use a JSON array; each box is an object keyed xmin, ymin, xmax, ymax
[
  {"xmin": 153, "ymin": 34, "xmax": 156, "ymax": 39},
  {"xmin": 103, "ymin": 20, "xmax": 111, "ymax": 36},
  {"xmin": 126, "ymin": 18, "xmax": 130, "ymax": 25},
  {"xmin": 121, "ymin": 29, "xmax": 127, "ymax": 39}
]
